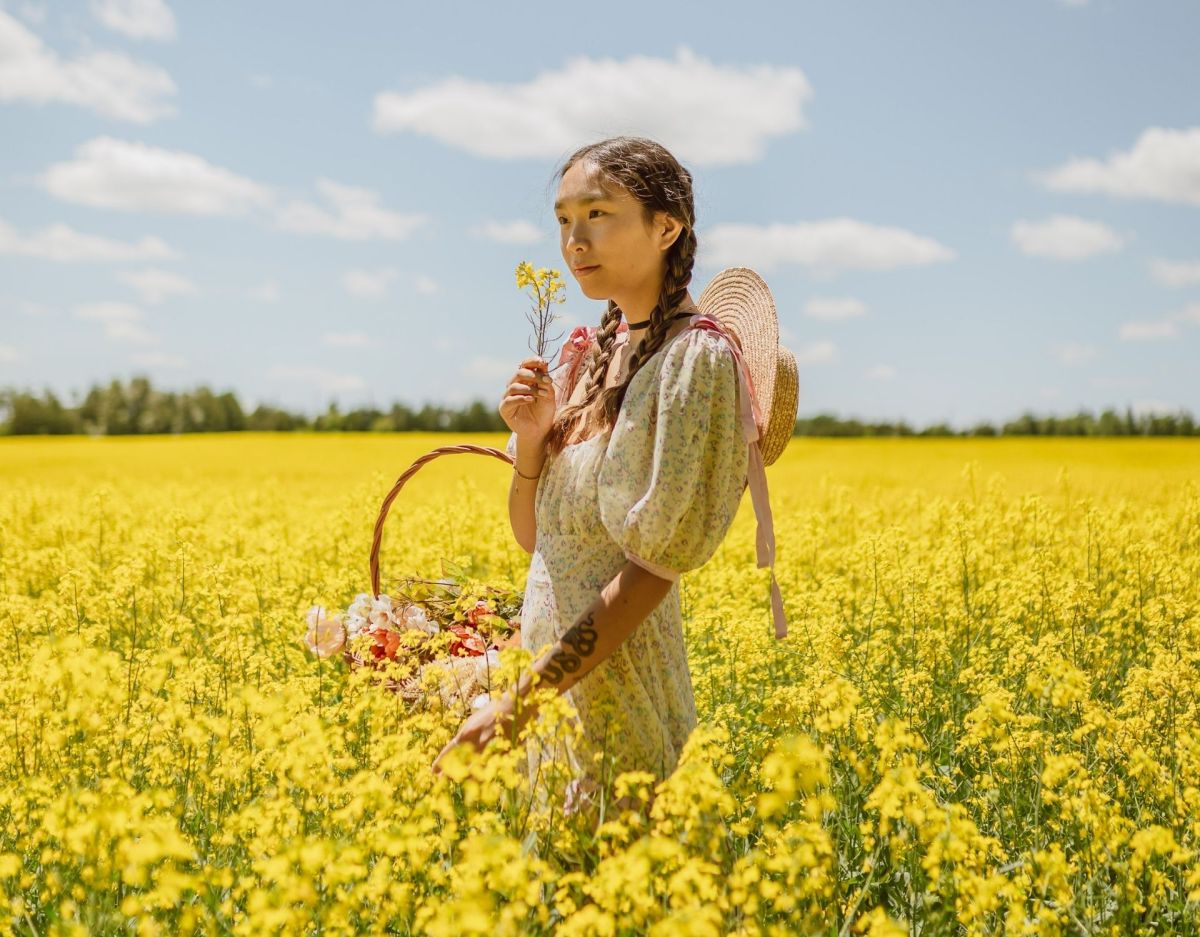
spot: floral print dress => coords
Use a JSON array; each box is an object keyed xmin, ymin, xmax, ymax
[{"xmin": 506, "ymin": 317, "xmax": 751, "ymax": 811}]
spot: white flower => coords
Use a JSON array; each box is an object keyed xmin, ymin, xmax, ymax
[
  {"xmin": 473, "ymin": 648, "xmax": 502, "ymax": 687},
  {"xmin": 347, "ymin": 592, "xmax": 373, "ymax": 621},
  {"xmin": 367, "ymin": 594, "xmax": 394, "ymax": 630},
  {"xmin": 344, "ymin": 613, "xmax": 369, "ymax": 639}
]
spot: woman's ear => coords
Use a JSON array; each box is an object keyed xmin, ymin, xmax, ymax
[{"xmin": 654, "ymin": 211, "xmax": 684, "ymax": 253}]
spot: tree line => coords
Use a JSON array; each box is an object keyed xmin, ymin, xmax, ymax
[{"xmin": 1, "ymin": 377, "xmax": 1196, "ymax": 436}]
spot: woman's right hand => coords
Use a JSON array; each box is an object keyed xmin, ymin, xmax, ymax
[{"xmin": 499, "ymin": 356, "xmax": 556, "ymax": 441}]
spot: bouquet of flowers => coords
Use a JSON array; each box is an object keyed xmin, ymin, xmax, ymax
[
  {"xmin": 301, "ymin": 262, "xmax": 568, "ymax": 716},
  {"xmin": 303, "ymin": 566, "xmax": 523, "ymax": 714}
]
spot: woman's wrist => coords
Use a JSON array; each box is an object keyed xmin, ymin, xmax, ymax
[{"xmin": 514, "ymin": 435, "xmax": 547, "ymax": 477}]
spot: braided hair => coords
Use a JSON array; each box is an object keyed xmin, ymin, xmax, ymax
[{"xmin": 544, "ymin": 136, "xmax": 698, "ymax": 458}]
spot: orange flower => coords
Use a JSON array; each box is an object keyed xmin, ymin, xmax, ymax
[
  {"xmin": 368, "ymin": 627, "xmax": 403, "ymax": 661},
  {"xmin": 447, "ymin": 622, "xmax": 488, "ymax": 657}
]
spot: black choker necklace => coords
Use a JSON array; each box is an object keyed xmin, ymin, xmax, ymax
[{"xmin": 626, "ymin": 309, "xmax": 698, "ymax": 330}]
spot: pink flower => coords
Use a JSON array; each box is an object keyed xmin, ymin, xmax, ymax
[
  {"xmin": 393, "ymin": 602, "xmax": 437, "ymax": 634},
  {"xmin": 303, "ymin": 605, "xmax": 346, "ymax": 659}
]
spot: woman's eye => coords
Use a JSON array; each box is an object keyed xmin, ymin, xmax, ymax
[{"xmin": 589, "ymin": 209, "xmax": 604, "ymax": 218}]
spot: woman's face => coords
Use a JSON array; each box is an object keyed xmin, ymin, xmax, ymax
[{"xmin": 555, "ymin": 160, "xmax": 671, "ymax": 304}]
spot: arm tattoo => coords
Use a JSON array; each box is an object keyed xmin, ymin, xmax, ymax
[{"xmin": 539, "ymin": 611, "xmax": 599, "ymax": 685}]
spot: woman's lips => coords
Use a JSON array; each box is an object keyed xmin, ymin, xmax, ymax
[{"xmin": 574, "ymin": 265, "xmax": 599, "ymax": 276}]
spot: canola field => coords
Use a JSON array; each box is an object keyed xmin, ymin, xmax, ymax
[{"xmin": 1, "ymin": 432, "xmax": 1198, "ymax": 936}]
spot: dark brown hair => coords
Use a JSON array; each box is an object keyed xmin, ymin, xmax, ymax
[{"xmin": 543, "ymin": 136, "xmax": 698, "ymax": 458}]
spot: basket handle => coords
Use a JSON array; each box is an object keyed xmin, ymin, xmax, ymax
[{"xmin": 369, "ymin": 443, "xmax": 515, "ymax": 597}]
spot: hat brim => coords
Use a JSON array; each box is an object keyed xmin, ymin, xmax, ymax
[{"xmin": 697, "ymin": 267, "xmax": 780, "ymax": 437}]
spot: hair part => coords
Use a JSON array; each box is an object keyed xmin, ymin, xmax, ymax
[{"xmin": 543, "ymin": 136, "xmax": 698, "ymax": 458}]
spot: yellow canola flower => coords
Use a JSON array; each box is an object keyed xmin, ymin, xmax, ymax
[{"xmin": 0, "ymin": 435, "xmax": 1197, "ymax": 934}]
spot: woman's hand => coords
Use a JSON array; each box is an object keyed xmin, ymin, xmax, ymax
[
  {"xmin": 431, "ymin": 694, "xmax": 537, "ymax": 776},
  {"xmin": 499, "ymin": 356, "xmax": 556, "ymax": 442},
  {"xmin": 431, "ymin": 697, "xmax": 509, "ymax": 776}
]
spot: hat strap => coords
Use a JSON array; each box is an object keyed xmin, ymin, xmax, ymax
[{"xmin": 688, "ymin": 314, "xmax": 787, "ymax": 640}]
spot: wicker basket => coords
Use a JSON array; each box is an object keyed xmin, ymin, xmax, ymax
[{"xmin": 342, "ymin": 443, "xmax": 518, "ymax": 704}]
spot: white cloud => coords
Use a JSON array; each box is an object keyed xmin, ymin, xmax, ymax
[
  {"xmin": 1090, "ymin": 375, "xmax": 1148, "ymax": 389},
  {"xmin": 276, "ymin": 178, "xmax": 427, "ymax": 240},
  {"xmin": 470, "ymin": 219, "xmax": 545, "ymax": 244},
  {"xmin": 0, "ymin": 215, "xmax": 176, "ymax": 262},
  {"xmin": 1010, "ymin": 215, "xmax": 1124, "ymax": 260},
  {"xmin": 1150, "ymin": 258, "xmax": 1200, "ymax": 287},
  {"xmin": 865, "ymin": 365, "xmax": 895, "ymax": 380},
  {"xmin": 805, "ymin": 297, "xmax": 866, "ymax": 320},
  {"xmin": 40, "ymin": 136, "xmax": 271, "ymax": 215},
  {"xmin": 14, "ymin": 4, "xmax": 48, "ymax": 26},
  {"xmin": 7, "ymin": 299, "xmax": 51, "ymax": 317},
  {"xmin": 0, "ymin": 12, "xmax": 176, "ymax": 122},
  {"xmin": 1119, "ymin": 319, "xmax": 1177, "ymax": 341},
  {"xmin": 116, "ymin": 267, "xmax": 195, "ymax": 303},
  {"xmin": 343, "ymin": 267, "xmax": 398, "ymax": 299},
  {"xmin": 372, "ymin": 47, "xmax": 812, "ymax": 167},
  {"xmin": 462, "ymin": 355, "xmax": 520, "ymax": 382},
  {"xmin": 130, "ymin": 351, "xmax": 185, "ymax": 368},
  {"xmin": 90, "ymin": 0, "xmax": 176, "ymax": 41},
  {"xmin": 1054, "ymin": 342, "xmax": 1099, "ymax": 365},
  {"xmin": 702, "ymin": 218, "xmax": 955, "ymax": 276},
  {"xmin": 248, "ymin": 279, "xmax": 280, "ymax": 303},
  {"xmin": 414, "ymin": 275, "xmax": 438, "ymax": 295},
  {"xmin": 1132, "ymin": 399, "xmax": 1181, "ymax": 417},
  {"xmin": 72, "ymin": 300, "xmax": 155, "ymax": 344},
  {"xmin": 1123, "ymin": 301, "xmax": 1200, "ymax": 340},
  {"xmin": 794, "ymin": 340, "xmax": 838, "ymax": 365},
  {"xmin": 1171, "ymin": 302, "xmax": 1200, "ymax": 325},
  {"xmin": 0, "ymin": 343, "xmax": 17, "ymax": 363},
  {"xmin": 266, "ymin": 365, "xmax": 366, "ymax": 394},
  {"xmin": 321, "ymin": 331, "xmax": 370, "ymax": 348},
  {"xmin": 1035, "ymin": 126, "xmax": 1200, "ymax": 207}
]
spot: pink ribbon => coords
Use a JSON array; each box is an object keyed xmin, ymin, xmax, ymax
[
  {"xmin": 688, "ymin": 314, "xmax": 788, "ymax": 640},
  {"xmin": 556, "ymin": 321, "xmax": 628, "ymax": 395}
]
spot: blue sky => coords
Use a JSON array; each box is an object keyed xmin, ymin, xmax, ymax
[{"xmin": 1, "ymin": 0, "xmax": 1197, "ymax": 428}]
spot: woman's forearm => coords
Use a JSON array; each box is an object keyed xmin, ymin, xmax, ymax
[
  {"xmin": 501, "ymin": 560, "xmax": 675, "ymax": 714},
  {"xmin": 507, "ymin": 435, "xmax": 546, "ymax": 553}
]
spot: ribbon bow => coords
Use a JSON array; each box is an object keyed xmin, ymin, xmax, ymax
[
  {"xmin": 556, "ymin": 321, "xmax": 629, "ymax": 394},
  {"xmin": 689, "ymin": 314, "xmax": 788, "ymax": 640}
]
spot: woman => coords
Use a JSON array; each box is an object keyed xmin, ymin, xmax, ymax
[{"xmin": 432, "ymin": 136, "xmax": 755, "ymax": 817}]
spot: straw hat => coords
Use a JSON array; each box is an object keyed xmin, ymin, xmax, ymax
[{"xmin": 697, "ymin": 267, "xmax": 799, "ymax": 466}]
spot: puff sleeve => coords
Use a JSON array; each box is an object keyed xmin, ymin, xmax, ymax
[{"xmin": 597, "ymin": 329, "xmax": 749, "ymax": 580}]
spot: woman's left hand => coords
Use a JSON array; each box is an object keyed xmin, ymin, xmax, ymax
[{"xmin": 432, "ymin": 696, "xmax": 526, "ymax": 776}]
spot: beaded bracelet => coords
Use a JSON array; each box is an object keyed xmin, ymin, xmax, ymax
[{"xmin": 513, "ymin": 465, "xmax": 542, "ymax": 480}]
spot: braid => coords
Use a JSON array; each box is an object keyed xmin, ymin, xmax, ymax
[
  {"xmin": 599, "ymin": 225, "xmax": 697, "ymax": 424},
  {"xmin": 544, "ymin": 302, "xmax": 622, "ymax": 455}
]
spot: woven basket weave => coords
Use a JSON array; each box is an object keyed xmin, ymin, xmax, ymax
[{"xmin": 342, "ymin": 443, "xmax": 516, "ymax": 702}]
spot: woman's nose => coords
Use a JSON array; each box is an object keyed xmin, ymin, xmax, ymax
[{"xmin": 563, "ymin": 223, "xmax": 587, "ymax": 249}]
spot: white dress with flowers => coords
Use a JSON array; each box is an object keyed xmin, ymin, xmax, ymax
[{"xmin": 506, "ymin": 322, "xmax": 750, "ymax": 804}]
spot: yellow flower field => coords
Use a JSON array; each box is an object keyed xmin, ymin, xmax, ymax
[{"xmin": 1, "ymin": 433, "xmax": 1198, "ymax": 936}]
